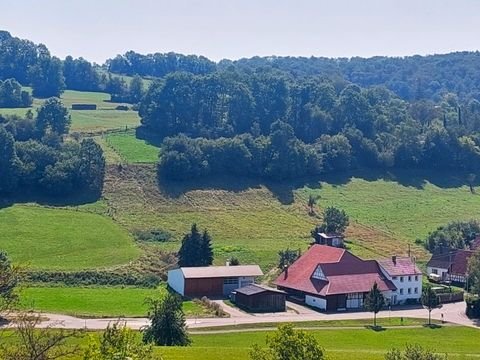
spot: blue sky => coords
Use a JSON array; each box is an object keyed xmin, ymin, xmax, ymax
[{"xmin": 1, "ymin": 0, "xmax": 479, "ymax": 63}]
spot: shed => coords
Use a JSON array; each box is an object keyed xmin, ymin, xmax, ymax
[
  {"xmin": 71, "ymin": 104, "xmax": 97, "ymax": 110},
  {"xmin": 168, "ymin": 265, "xmax": 263, "ymax": 298},
  {"xmin": 231, "ymin": 284, "xmax": 286, "ymax": 312}
]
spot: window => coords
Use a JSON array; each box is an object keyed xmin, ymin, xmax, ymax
[
  {"xmin": 400, "ymin": 289, "xmax": 404, "ymax": 295},
  {"xmin": 400, "ymin": 277, "xmax": 404, "ymax": 282},
  {"xmin": 432, "ymin": 269, "xmax": 438, "ymax": 275},
  {"xmin": 408, "ymin": 288, "xmax": 411, "ymax": 294},
  {"xmin": 415, "ymin": 275, "xmax": 419, "ymax": 281},
  {"xmin": 392, "ymin": 276, "xmax": 398, "ymax": 280},
  {"xmin": 223, "ymin": 277, "xmax": 238, "ymax": 285},
  {"xmin": 408, "ymin": 276, "xmax": 412, "ymax": 281},
  {"xmin": 312, "ymin": 265, "xmax": 326, "ymax": 280},
  {"xmin": 414, "ymin": 287, "xmax": 418, "ymax": 294}
]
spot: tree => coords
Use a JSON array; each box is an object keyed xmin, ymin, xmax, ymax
[
  {"xmin": 364, "ymin": 282, "xmax": 385, "ymax": 327},
  {"xmin": 83, "ymin": 322, "xmax": 153, "ymax": 360},
  {"xmin": 0, "ymin": 251, "xmax": 21, "ymax": 313},
  {"xmin": 36, "ymin": 98, "xmax": 71, "ymax": 137},
  {"xmin": 468, "ymin": 251, "xmax": 480, "ymax": 295},
  {"xmin": 0, "ymin": 126, "xmax": 19, "ymax": 193},
  {"xmin": 229, "ymin": 257, "xmax": 240, "ymax": 266},
  {"xmin": 249, "ymin": 324, "xmax": 325, "ymax": 360},
  {"xmin": 0, "ymin": 312, "xmax": 81, "ymax": 360},
  {"xmin": 307, "ymin": 194, "xmax": 318, "ymax": 215},
  {"xmin": 316, "ymin": 206, "xmax": 349, "ymax": 235},
  {"xmin": 421, "ymin": 285, "xmax": 440, "ymax": 326},
  {"xmin": 29, "ymin": 46, "xmax": 65, "ymax": 98},
  {"xmin": 178, "ymin": 224, "xmax": 213, "ymax": 267},
  {"xmin": 129, "ymin": 75, "xmax": 144, "ymax": 103},
  {"xmin": 278, "ymin": 248, "xmax": 300, "ymax": 269},
  {"xmin": 142, "ymin": 293, "xmax": 190, "ymax": 346},
  {"xmin": 79, "ymin": 138, "xmax": 106, "ymax": 193},
  {"xmin": 468, "ymin": 173, "xmax": 476, "ymax": 194},
  {"xmin": 385, "ymin": 344, "xmax": 447, "ymax": 360}
]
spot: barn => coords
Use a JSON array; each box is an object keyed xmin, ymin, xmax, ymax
[
  {"xmin": 168, "ymin": 265, "xmax": 263, "ymax": 298},
  {"xmin": 231, "ymin": 284, "xmax": 286, "ymax": 312}
]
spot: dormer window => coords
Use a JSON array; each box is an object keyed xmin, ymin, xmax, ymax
[{"xmin": 312, "ymin": 265, "xmax": 327, "ymax": 280}]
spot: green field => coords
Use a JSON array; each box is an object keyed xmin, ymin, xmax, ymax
[
  {"xmin": 158, "ymin": 326, "xmax": 480, "ymax": 360},
  {"xmin": 0, "ymin": 89, "xmax": 140, "ymax": 132},
  {"xmin": 104, "ymin": 130, "xmax": 160, "ymax": 163},
  {"xmin": 21, "ymin": 286, "xmax": 208, "ymax": 318},
  {"xmin": 0, "ymin": 204, "xmax": 139, "ymax": 270},
  {"xmin": 104, "ymin": 166, "xmax": 480, "ymax": 268}
]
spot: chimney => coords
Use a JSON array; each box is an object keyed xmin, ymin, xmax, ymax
[
  {"xmin": 392, "ymin": 255, "xmax": 397, "ymax": 265},
  {"xmin": 284, "ymin": 265, "xmax": 289, "ymax": 279}
]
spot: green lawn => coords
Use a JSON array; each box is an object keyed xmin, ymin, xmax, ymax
[
  {"xmin": 0, "ymin": 89, "xmax": 140, "ymax": 132},
  {"xmin": 105, "ymin": 130, "xmax": 160, "ymax": 163},
  {"xmin": 21, "ymin": 286, "xmax": 208, "ymax": 318},
  {"xmin": 158, "ymin": 326, "xmax": 480, "ymax": 360},
  {"xmin": 0, "ymin": 204, "xmax": 140, "ymax": 270}
]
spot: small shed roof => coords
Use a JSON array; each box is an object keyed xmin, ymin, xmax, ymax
[
  {"xmin": 180, "ymin": 265, "xmax": 263, "ymax": 279},
  {"xmin": 234, "ymin": 284, "xmax": 286, "ymax": 296}
]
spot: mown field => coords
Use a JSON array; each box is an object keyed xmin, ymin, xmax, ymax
[
  {"xmin": 104, "ymin": 130, "xmax": 160, "ymax": 163},
  {"xmin": 21, "ymin": 286, "xmax": 207, "ymax": 318},
  {"xmin": 158, "ymin": 326, "xmax": 479, "ymax": 360},
  {"xmin": 0, "ymin": 89, "xmax": 140, "ymax": 132},
  {"xmin": 0, "ymin": 204, "xmax": 140, "ymax": 270}
]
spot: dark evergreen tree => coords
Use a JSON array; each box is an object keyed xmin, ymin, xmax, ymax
[
  {"xmin": 200, "ymin": 230, "xmax": 214, "ymax": 266},
  {"xmin": 178, "ymin": 224, "xmax": 203, "ymax": 267},
  {"xmin": 0, "ymin": 126, "xmax": 18, "ymax": 193},
  {"xmin": 364, "ymin": 282, "xmax": 385, "ymax": 327},
  {"xmin": 142, "ymin": 293, "xmax": 191, "ymax": 346}
]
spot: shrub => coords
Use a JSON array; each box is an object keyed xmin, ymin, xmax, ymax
[{"xmin": 133, "ymin": 229, "xmax": 172, "ymax": 242}]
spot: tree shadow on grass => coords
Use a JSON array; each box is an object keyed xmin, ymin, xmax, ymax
[
  {"xmin": 364, "ymin": 325, "xmax": 386, "ymax": 332},
  {"xmin": 0, "ymin": 188, "xmax": 101, "ymax": 210},
  {"xmin": 157, "ymin": 167, "xmax": 479, "ymax": 206},
  {"xmin": 423, "ymin": 324, "xmax": 443, "ymax": 329}
]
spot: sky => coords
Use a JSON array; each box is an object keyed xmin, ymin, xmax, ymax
[{"xmin": 1, "ymin": 0, "xmax": 479, "ymax": 64}]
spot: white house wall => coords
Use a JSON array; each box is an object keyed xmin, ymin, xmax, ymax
[
  {"xmin": 306, "ymin": 295, "xmax": 326, "ymax": 310},
  {"xmin": 167, "ymin": 269, "xmax": 185, "ymax": 296}
]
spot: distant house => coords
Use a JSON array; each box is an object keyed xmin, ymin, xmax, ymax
[
  {"xmin": 71, "ymin": 103, "xmax": 97, "ymax": 110},
  {"xmin": 314, "ymin": 232, "xmax": 344, "ymax": 247},
  {"xmin": 378, "ymin": 256, "xmax": 423, "ymax": 305},
  {"xmin": 231, "ymin": 284, "xmax": 286, "ymax": 312},
  {"xmin": 427, "ymin": 250, "xmax": 473, "ymax": 284},
  {"xmin": 168, "ymin": 265, "xmax": 263, "ymax": 298},
  {"xmin": 275, "ymin": 245, "xmax": 395, "ymax": 312}
]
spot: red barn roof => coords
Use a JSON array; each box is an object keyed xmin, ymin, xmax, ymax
[
  {"xmin": 378, "ymin": 257, "xmax": 422, "ymax": 276},
  {"xmin": 427, "ymin": 250, "xmax": 474, "ymax": 276},
  {"xmin": 275, "ymin": 245, "xmax": 395, "ymax": 296}
]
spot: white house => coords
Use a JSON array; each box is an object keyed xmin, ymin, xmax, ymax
[
  {"xmin": 378, "ymin": 256, "xmax": 423, "ymax": 305},
  {"xmin": 426, "ymin": 250, "xmax": 473, "ymax": 284}
]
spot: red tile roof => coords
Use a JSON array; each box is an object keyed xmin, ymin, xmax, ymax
[
  {"xmin": 378, "ymin": 257, "xmax": 422, "ymax": 276},
  {"xmin": 427, "ymin": 250, "xmax": 474, "ymax": 276},
  {"xmin": 471, "ymin": 236, "xmax": 480, "ymax": 251},
  {"xmin": 275, "ymin": 245, "xmax": 395, "ymax": 296}
]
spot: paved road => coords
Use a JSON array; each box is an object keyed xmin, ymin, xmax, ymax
[{"xmin": 9, "ymin": 300, "xmax": 478, "ymax": 331}]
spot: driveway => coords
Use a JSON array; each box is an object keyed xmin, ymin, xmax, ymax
[{"xmin": 7, "ymin": 301, "xmax": 477, "ymax": 330}]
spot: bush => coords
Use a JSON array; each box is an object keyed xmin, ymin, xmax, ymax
[
  {"xmin": 133, "ymin": 229, "xmax": 172, "ymax": 242},
  {"xmin": 466, "ymin": 295, "xmax": 480, "ymax": 318},
  {"xmin": 115, "ymin": 105, "xmax": 129, "ymax": 111},
  {"xmin": 193, "ymin": 297, "xmax": 228, "ymax": 317}
]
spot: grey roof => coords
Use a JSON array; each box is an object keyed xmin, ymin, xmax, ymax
[
  {"xmin": 234, "ymin": 284, "xmax": 286, "ymax": 296},
  {"xmin": 180, "ymin": 265, "xmax": 263, "ymax": 279}
]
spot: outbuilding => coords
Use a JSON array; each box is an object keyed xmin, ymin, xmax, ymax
[
  {"xmin": 231, "ymin": 284, "xmax": 286, "ymax": 312},
  {"xmin": 168, "ymin": 265, "xmax": 263, "ymax": 298}
]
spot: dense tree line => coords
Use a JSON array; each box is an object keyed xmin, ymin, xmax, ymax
[
  {"xmin": 220, "ymin": 52, "xmax": 480, "ymax": 101},
  {"xmin": 0, "ymin": 78, "xmax": 32, "ymax": 108},
  {"xmin": 146, "ymin": 70, "xmax": 480, "ymax": 181},
  {"xmin": 0, "ymin": 98, "xmax": 105, "ymax": 196},
  {"xmin": 424, "ymin": 220, "xmax": 480, "ymax": 253},
  {"xmin": 106, "ymin": 50, "xmax": 216, "ymax": 77}
]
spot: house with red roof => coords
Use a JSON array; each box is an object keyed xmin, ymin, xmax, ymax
[
  {"xmin": 378, "ymin": 256, "xmax": 423, "ymax": 305},
  {"xmin": 427, "ymin": 250, "xmax": 474, "ymax": 284},
  {"xmin": 275, "ymin": 245, "xmax": 397, "ymax": 312}
]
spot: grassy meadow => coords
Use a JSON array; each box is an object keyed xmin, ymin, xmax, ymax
[
  {"xmin": 104, "ymin": 130, "xmax": 160, "ymax": 163},
  {"xmin": 158, "ymin": 326, "xmax": 480, "ymax": 360},
  {"xmin": 21, "ymin": 286, "xmax": 208, "ymax": 318},
  {"xmin": 0, "ymin": 89, "xmax": 140, "ymax": 132},
  {"xmin": 0, "ymin": 204, "xmax": 140, "ymax": 270}
]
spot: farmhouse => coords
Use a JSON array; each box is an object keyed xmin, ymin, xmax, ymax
[
  {"xmin": 168, "ymin": 265, "xmax": 263, "ymax": 298},
  {"xmin": 231, "ymin": 284, "xmax": 286, "ymax": 312},
  {"xmin": 275, "ymin": 245, "xmax": 396, "ymax": 311},
  {"xmin": 427, "ymin": 250, "xmax": 473, "ymax": 284},
  {"xmin": 378, "ymin": 256, "xmax": 422, "ymax": 305}
]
